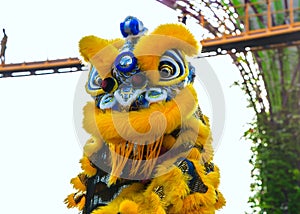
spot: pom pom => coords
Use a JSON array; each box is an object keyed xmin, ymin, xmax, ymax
[{"xmin": 118, "ymin": 200, "xmax": 139, "ymax": 214}]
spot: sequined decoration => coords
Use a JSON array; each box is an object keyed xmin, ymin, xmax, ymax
[
  {"xmin": 177, "ymin": 159, "xmax": 208, "ymax": 194},
  {"xmin": 153, "ymin": 186, "xmax": 165, "ymax": 199},
  {"xmin": 205, "ymin": 162, "xmax": 215, "ymax": 174},
  {"xmin": 178, "ymin": 159, "xmax": 189, "ymax": 174},
  {"xmin": 194, "ymin": 105, "xmax": 206, "ymax": 125}
]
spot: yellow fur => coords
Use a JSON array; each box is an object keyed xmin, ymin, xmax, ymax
[
  {"xmin": 134, "ymin": 24, "xmax": 199, "ymax": 74},
  {"xmin": 67, "ymin": 20, "xmax": 225, "ymax": 214},
  {"xmin": 83, "ymin": 85, "xmax": 198, "ymax": 144},
  {"xmin": 151, "ymin": 24, "xmax": 200, "ymax": 55},
  {"xmin": 79, "ymin": 36, "xmax": 119, "ymax": 78},
  {"xmin": 187, "ymin": 147, "xmax": 202, "ymax": 160},
  {"xmin": 133, "ymin": 24, "xmax": 199, "ymax": 84},
  {"xmin": 79, "ymin": 36, "xmax": 109, "ymax": 61},
  {"xmin": 206, "ymin": 164, "xmax": 221, "ymax": 188},
  {"xmin": 109, "ymin": 38, "xmax": 124, "ymax": 49},
  {"xmin": 145, "ymin": 167, "xmax": 190, "ymax": 210},
  {"xmin": 162, "ymin": 134, "xmax": 176, "ymax": 149}
]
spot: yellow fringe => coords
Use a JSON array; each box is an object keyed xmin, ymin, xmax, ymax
[
  {"xmin": 64, "ymin": 192, "xmax": 86, "ymax": 211},
  {"xmin": 214, "ymin": 190, "xmax": 226, "ymax": 210},
  {"xmin": 64, "ymin": 193, "xmax": 77, "ymax": 208},
  {"xmin": 70, "ymin": 174, "xmax": 86, "ymax": 192},
  {"xmin": 80, "ymin": 156, "xmax": 97, "ymax": 177},
  {"xmin": 138, "ymin": 192, "xmax": 166, "ymax": 214},
  {"xmin": 206, "ymin": 164, "xmax": 221, "ymax": 188},
  {"xmin": 188, "ymin": 160, "xmax": 225, "ymax": 210},
  {"xmin": 78, "ymin": 195, "xmax": 86, "ymax": 211},
  {"xmin": 180, "ymin": 185, "xmax": 217, "ymax": 212},
  {"xmin": 201, "ymin": 137, "xmax": 214, "ymax": 163}
]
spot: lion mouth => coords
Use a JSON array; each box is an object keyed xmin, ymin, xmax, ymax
[{"xmin": 98, "ymin": 86, "xmax": 168, "ymax": 112}]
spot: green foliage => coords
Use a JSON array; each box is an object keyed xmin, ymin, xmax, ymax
[
  {"xmin": 240, "ymin": 45, "xmax": 300, "ymax": 213},
  {"xmin": 217, "ymin": 1, "xmax": 300, "ymax": 212},
  {"xmin": 273, "ymin": 0, "xmax": 285, "ymax": 25},
  {"xmin": 245, "ymin": 112, "xmax": 300, "ymax": 213}
]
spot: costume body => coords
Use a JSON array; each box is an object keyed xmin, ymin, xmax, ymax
[{"xmin": 65, "ymin": 16, "xmax": 225, "ymax": 214}]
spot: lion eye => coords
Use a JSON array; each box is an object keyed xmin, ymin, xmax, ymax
[
  {"xmin": 159, "ymin": 63, "xmax": 175, "ymax": 78},
  {"xmin": 158, "ymin": 50, "xmax": 185, "ymax": 81}
]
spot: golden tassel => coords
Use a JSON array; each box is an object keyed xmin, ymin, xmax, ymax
[
  {"xmin": 140, "ymin": 136, "xmax": 164, "ymax": 177},
  {"xmin": 109, "ymin": 141, "xmax": 134, "ymax": 185},
  {"xmin": 130, "ymin": 144, "xmax": 145, "ymax": 176}
]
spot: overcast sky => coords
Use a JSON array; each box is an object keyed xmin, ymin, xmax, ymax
[{"xmin": 0, "ymin": 0, "xmax": 254, "ymax": 213}]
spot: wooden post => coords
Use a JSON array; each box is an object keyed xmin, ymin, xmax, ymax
[
  {"xmin": 245, "ymin": 2, "xmax": 249, "ymax": 32},
  {"xmin": 200, "ymin": 15, "xmax": 204, "ymax": 27},
  {"xmin": 267, "ymin": 0, "xmax": 272, "ymax": 29},
  {"xmin": 289, "ymin": 0, "xmax": 294, "ymax": 25}
]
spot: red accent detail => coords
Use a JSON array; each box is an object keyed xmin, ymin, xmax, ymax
[
  {"xmin": 101, "ymin": 79, "xmax": 108, "ymax": 89},
  {"xmin": 101, "ymin": 77, "xmax": 116, "ymax": 92}
]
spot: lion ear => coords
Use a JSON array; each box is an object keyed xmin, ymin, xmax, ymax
[
  {"xmin": 133, "ymin": 24, "xmax": 200, "ymax": 77},
  {"xmin": 79, "ymin": 36, "xmax": 124, "ymax": 78},
  {"xmin": 133, "ymin": 23, "xmax": 200, "ymax": 58},
  {"xmin": 150, "ymin": 23, "xmax": 200, "ymax": 55},
  {"xmin": 79, "ymin": 36, "xmax": 109, "ymax": 61}
]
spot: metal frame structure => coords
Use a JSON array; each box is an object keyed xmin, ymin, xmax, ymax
[
  {"xmin": 0, "ymin": 57, "xmax": 86, "ymax": 78},
  {"xmin": 0, "ymin": 0, "xmax": 298, "ymax": 78},
  {"xmin": 156, "ymin": 0, "xmax": 300, "ymax": 52}
]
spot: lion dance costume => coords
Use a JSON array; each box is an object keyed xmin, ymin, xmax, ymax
[{"xmin": 65, "ymin": 16, "xmax": 226, "ymax": 214}]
